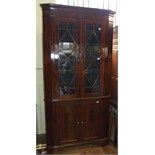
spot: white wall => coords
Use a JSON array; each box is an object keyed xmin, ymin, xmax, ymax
[{"xmin": 36, "ymin": 0, "xmax": 55, "ymax": 134}]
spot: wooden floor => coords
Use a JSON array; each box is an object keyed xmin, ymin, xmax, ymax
[{"xmin": 55, "ymin": 144, "xmax": 118, "ymax": 154}]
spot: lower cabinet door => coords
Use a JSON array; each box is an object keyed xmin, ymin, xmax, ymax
[
  {"xmin": 53, "ymin": 101, "xmax": 79, "ymax": 145},
  {"xmin": 52, "ymin": 99, "xmax": 109, "ymax": 146},
  {"xmin": 80, "ymin": 99, "xmax": 109, "ymax": 141}
]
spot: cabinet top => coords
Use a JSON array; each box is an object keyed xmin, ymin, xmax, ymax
[{"xmin": 40, "ymin": 3, "xmax": 115, "ymax": 16}]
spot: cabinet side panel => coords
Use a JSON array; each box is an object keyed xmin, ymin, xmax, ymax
[
  {"xmin": 104, "ymin": 16, "xmax": 114, "ymax": 95},
  {"xmin": 42, "ymin": 12, "xmax": 52, "ymax": 100},
  {"xmin": 42, "ymin": 8, "xmax": 54, "ymax": 153},
  {"xmin": 44, "ymin": 102, "xmax": 53, "ymax": 150}
]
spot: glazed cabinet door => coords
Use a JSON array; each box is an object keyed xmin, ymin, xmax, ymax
[
  {"xmin": 81, "ymin": 21, "xmax": 106, "ymax": 97},
  {"xmin": 52, "ymin": 101, "xmax": 79, "ymax": 146},
  {"xmin": 52, "ymin": 18, "xmax": 80, "ymax": 99},
  {"xmin": 79, "ymin": 99, "xmax": 109, "ymax": 141}
]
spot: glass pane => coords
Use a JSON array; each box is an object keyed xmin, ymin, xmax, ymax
[
  {"xmin": 84, "ymin": 24, "xmax": 101, "ymax": 94},
  {"xmin": 58, "ymin": 22, "xmax": 78, "ymax": 96}
]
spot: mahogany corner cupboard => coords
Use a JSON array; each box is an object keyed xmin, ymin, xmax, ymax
[{"xmin": 40, "ymin": 4, "xmax": 115, "ymax": 153}]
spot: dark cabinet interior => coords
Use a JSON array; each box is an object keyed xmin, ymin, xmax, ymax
[{"xmin": 41, "ymin": 4, "xmax": 115, "ymax": 153}]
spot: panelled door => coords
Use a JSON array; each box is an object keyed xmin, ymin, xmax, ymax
[
  {"xmin": 80, "ymin": 99, "xmax": 109, "ymax": 141},
  {"xmin": 53, "ymin": 101, "xmax": 79, "ymax": 145}
]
